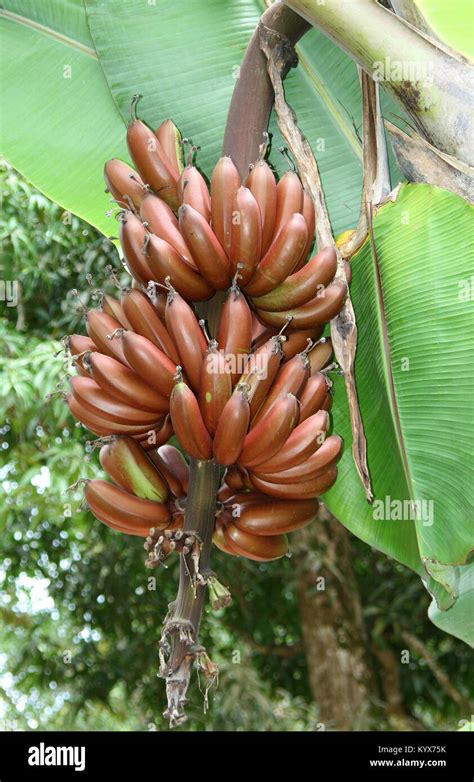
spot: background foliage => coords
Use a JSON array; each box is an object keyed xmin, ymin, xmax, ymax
[{"xmin": 1, "ymin": 165, "xmax": 472, "ymax": 731}]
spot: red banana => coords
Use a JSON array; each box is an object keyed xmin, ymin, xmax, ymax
[
  {"xmin": 298, "ymin": 373, "xmax": 331, "ymax": 422},
  {"xmin": 70, "ymin": 376, "xmax": 161, "ymax": 426},
  {"xmin": 85, "ymin": 479, "xmax": 170, "ymax": 532},
  {"xmin": 250, "ymin": 465, "xmax": 338, "ymax": 499},
  {"xmin": 119, "ymin": 212, "xmax": 155, "ymax": 285},
  {"xmin": 251, "ymin": 312, "xmax": 269, "ymax": 342},
  {"xmin": 308, "ymin": 338, "xmax": 334, "ymax": 374},
  {"xmin": 254, "ymin": 434, "xmax": 343, "ymax": 483},
  {"xmin": 88, "ymin": 352, "xmax": 168, "ymax": 413},
  {"xmin": 217, "ymin": 484, "xmax": 237, "ymax": 503},
  {"xmin": 178, "ymin": 165, "xmax": 211, "ymax": 221},
  {"xmin": 164, "ymin": 289, "xmax": 207, "ymax": 392},
  {"xmin": 273, "ymin": 171, "xmax": 304, "ymax": 240},
  {"xmin": 255, "ymin": 279, "xmax": 348, "ymax": 329},
  {"xmin": 149, "ymin": 287, "xmax": 167, "ymax": 321},
  {"xmin": 256, "ymin": 410, "xmax": 330, "ymax": 474},
  {"xmin": 150, "ymin": 445, "xmax": 189, "ymax": 498},
  {"xmin": 213, "ymin": 517, "xmax": 240, "ymax": 556},
  {"xmin": 86, "ymin": 495, "xmax": 152, "ymax": 536},
  {"xmin": 102, "ymin": 295, "xmax": 133, "ymax": 330},
  {"xmin": 179, "ymin": 204, "xmax": 231, "ymax": 290},
  {"xmin": 281, "ymin": 328, "xmax": 323, "ymax": 362},
  {"xmin": 199, "ymin": 341, "xmax": 232, "ymax": 435},
  {"xmin": 140, "ymin": 193, "xmax": 197, "ymax": 268},
  {"xmin": 223, "ymin": 522, "xmax": 288, "ymax": 561},
  {"xmin": 169, "ymin": 375, "xmax": 212, "ymax": 460},
  {"xmin": 251, "ymin": 247, "xmax": 338, "ymax": 312},
  {"xmin": 252, "ymin": 349, "xmax": 310, "ymax": 425},
  {"xmin": 155, "ymin": 119, "xmax": 184, "ymax": 178},
  {"xmin": 239, "ymin": 331, "xmax": 284, "ymax": 421},
  {"xmin": 121, "ymin": 331, "xmax": 178, "ymax": 398},
  {"xmin": 67, "ymin": 393, "xmax": 160, "ymax": 437},
  {"xmin": 243, "ymin": 213, "xmax": 307, "ymax": 297},
  {"xmin": 229, "ymin": 186, "xmax": 262, "ymax": 285},
  {"xmin": 238, "ymin": 393, "xmax": 299, "ymax": 468},
  {"xmin": 212, "ymin": 383, "xmax": 250, "ymax": 466},
  {"xmin": 68, "ymin": 334, "xmax": 97, "ymax": 356},
  {"xmin": 210, "ymin": 156, "xmax": 241, "ymax": 255},
  {"xmin": 120, "ymin": 288, "xmax": 180, "ymax": 363},
  {"xmin": 104, "ymin": 159, "xmax": 146, "ymax": 211},
  {"xmin": 233, "ymin": 498, "xmax": 318, "ymax": 536},
  {"xmin": 127, "ymin": 119, "xmax": 178, "ymax": 209},
  {"xmin": 217, "ymin": 285, "xmax": 252, "ymax": 384},
  {"xmin": 246, "ymin": 160, "xmax": 277, "ymax": 255},
  {"xmin": 86, "ymin": 310, "xmax": 128, "ymax": 365},
  {"xmin": 295, "ymin": 190, "xmax": 316, "ymax": 271},
  {"xmin": 99, "ymin": 436, "xmax": 169, "ymax": 502},
  {"xmin": 145, "ymin": 233, "xmax": 214, "ymax": 301},
  {"xmin": 138, "ymin": 415, "xmax": 173, "ymax": 450},
  {"xmin": 223, "ymin": 464, "xmax": 253, "ymax": 492}
]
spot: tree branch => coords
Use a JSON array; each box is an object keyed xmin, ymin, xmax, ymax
[{"xmin": 401, "ymin": 630, "xmax": 474, "ymax": 713}]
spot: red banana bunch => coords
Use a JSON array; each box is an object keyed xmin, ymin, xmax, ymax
[{"xmin": 62, "ymin": 108, "xmax": 351, "ymax": 566}]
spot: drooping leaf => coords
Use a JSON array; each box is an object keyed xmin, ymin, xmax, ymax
[
  {"xmin": 428, "ymin": 561, "xmax": 474, "ymax": 646},
  {"xmin": 324, "ymin": 183, "xmax": 474, "ymax": 638}
]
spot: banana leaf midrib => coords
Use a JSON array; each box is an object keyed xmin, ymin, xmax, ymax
[
  {"xmin": 367, "ymin": 201, "xmax": 416, "ymax": 505},
  {"xmin": 0, "ymin": 8, "xmax": 97, "ymax": 57}
]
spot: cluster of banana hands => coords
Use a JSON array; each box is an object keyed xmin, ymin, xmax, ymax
[{"xmin": 62, "ymin": 101, "xmax": 349, "ymax": 567}]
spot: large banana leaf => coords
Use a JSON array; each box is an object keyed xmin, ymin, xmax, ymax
[
  {"xmin": 0, "ymin": 0, "xmax": 127, "ymax": 235},
  {"xmin": 324, "ymin": 182, "xmax": 474, "ymax": 642}
]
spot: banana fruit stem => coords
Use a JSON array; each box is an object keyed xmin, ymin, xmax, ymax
[{"xmin": 160, "ymin": 453, "xmax": 221, "ymax": 727}]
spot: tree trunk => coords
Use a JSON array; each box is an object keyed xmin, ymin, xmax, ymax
[
  {"xmin": 293, "ymin": 507, "xmax": 378, "ymax": 730},
  {"xmin": 372, "ymin": 645, "xmax": 422, "ymax": 731}
]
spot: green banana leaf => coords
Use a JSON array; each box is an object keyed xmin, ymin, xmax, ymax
[
  {"xmin": 324, "ymin": 182, "xmax": 474, "ymax": 642},
  {"xmin": 407, "ymin": 0, "xmax": 474, "ymax": 59},
  {"xmin": 428, "ymin": 561, "xmax": 474, "ymax": 646},
  {"xmin": 0, "ymin": 0, "xmax": 128, "ymax": 235}
]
